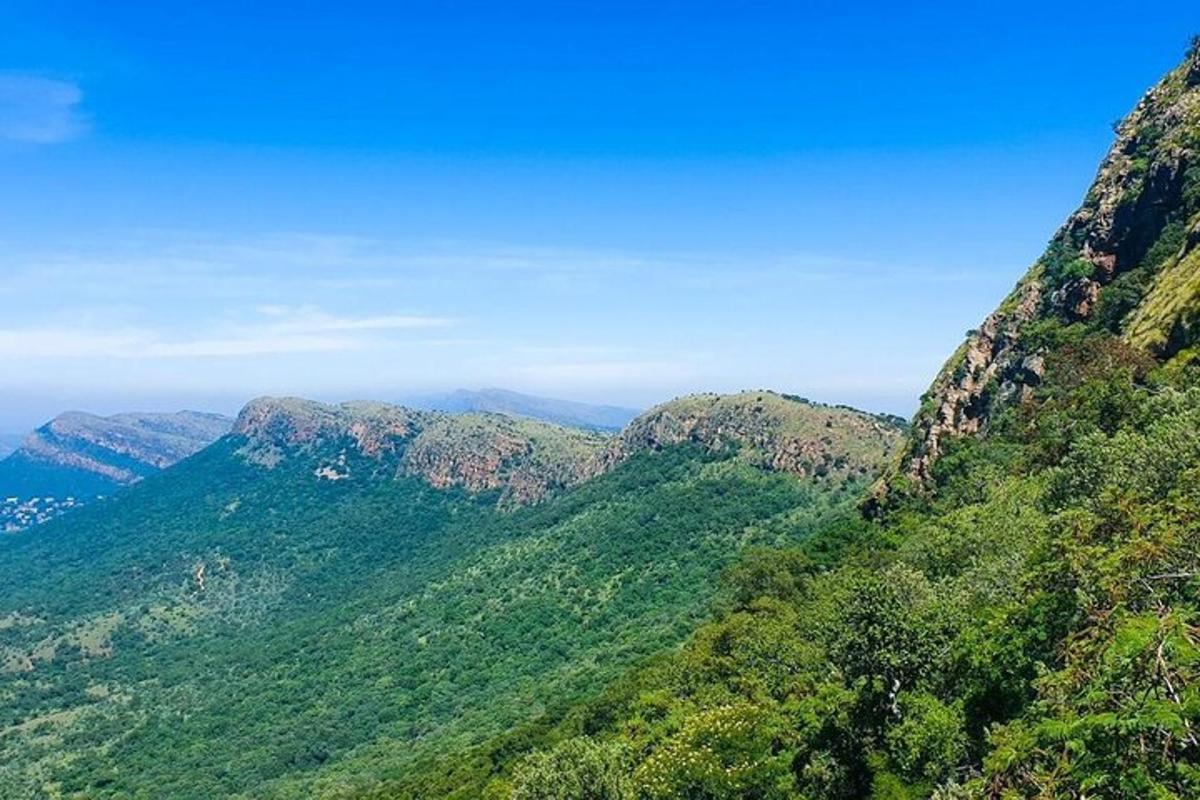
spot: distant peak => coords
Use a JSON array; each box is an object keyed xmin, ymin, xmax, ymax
[
  {"xmin": 0, "ymin": 408, "xmax": 234, "ymax": 511},
  {"xmin": 400, "ymin": 387, "xmax": 640, "ymax": 432}
]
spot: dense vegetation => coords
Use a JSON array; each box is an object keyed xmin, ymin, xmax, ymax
[
  {"xmin": 0, "ymin": 433, "xmax": 864, "ymax": 798},
  {"xmin": 379, "ymin": 334, "xmax": 1200, "ymax": 799}
]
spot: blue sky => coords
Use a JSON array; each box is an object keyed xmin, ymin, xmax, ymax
[{"xmin": 1, "ymin": 1, "xmax": 1197, "ymax": 430}]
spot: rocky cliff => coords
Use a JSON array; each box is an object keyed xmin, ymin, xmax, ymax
[
  {"xmin": 900, "ymin": 40, "xmax": 1200, "ymax": 486},
  {"xmin": 233, "ymin": 391, "xmax": 903, "ymax": 506},
  {"xmin": 233, "ymin": 397, "xmax": 608, "ymax": 504}
]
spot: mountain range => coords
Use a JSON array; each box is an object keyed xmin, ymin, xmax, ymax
[
  {"xmin": 401, "ymin": 387, "xmax": 641, "ymax": 432},
  {"xmin": 2, "ymin": 37, "xmax": 1200, "ymax": 800},
  {"xmin": 0, "ymin": 390, "xmax": 635, "ymax": 533},
  {"xmin": 0, "ymin": 391, "xmax": 900, "ymax": 798}
]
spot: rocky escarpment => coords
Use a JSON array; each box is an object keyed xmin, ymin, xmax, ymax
[
  {"xmin": 234, "ymin": 398, "xmax": 426, "ymax": 470},
  {"xmin": 233, "ymin": 397, "xmax": 607, "ymax": 505},
  {"xmin": 609, "ymin": 391, "xmax": 904, "ymax": 483},
  {"xmin": 401, "ymin": 414, "xmax": 607, "ymax": 504},
  {"xmin": 1, "ymin": 410, "xmax": 234, "ymax": 489},
  {"xmin": 901, "ymin": 41, "xmax": 1200, "ymax": 486},
  {"xmin": 234, "ymin": 392, "xmax": 904, "ymax": 505}
]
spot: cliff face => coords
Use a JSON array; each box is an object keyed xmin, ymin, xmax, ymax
[
  {"xmin": 233, "ymin": 398, "xmax": 426, "ymax": 469},
  {"xmin": 398, "ymin": 414, "xmax": 607, "ymax": 504},
  {"xmin": 901, "ymin": 42, "xmax": 1200, "ymax": 485},
  {"xmin": 233, "ymin": 397, "xmax": 607, "ymax": 504},
  {"xmin": 234, "ymin": 391, "xmax": 903, "ymax": 506}
]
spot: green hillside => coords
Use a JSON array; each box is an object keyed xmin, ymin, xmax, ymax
[{"xmin": 0, "ymin": 396, "xmax": 896, "ymax": 798}]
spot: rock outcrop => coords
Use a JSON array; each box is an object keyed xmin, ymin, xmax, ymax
[
  {"xmin": 900, "ymin": 41, "xmax": 1200, "ymax": 486},
  {"xmin": 234, "ymin": 398, "xmax": 426, "ymax": 469},
  {"xmin": 400, "ymin": 414, "xmax": 606, "ymax": 504},
  {"xmin": 233, "ymin": 397, "xmax": 607, "ymax": 504}
]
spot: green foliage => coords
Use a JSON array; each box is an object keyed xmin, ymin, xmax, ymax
[
  {"xmin": 884, "ymin": 693, "xmax": 966, "ymax": 785},
  {"xmin": 0, "ymin": 440, "xmax": 860, "ymax": 798},
  {"xmin": 1019, "ymin": 317, "xmax": 1089, "ymax": 352},
  {"xmin": 510, "ymin": 738, "xmax": 634, "ymax": 800},
  {"xmin": 1096, "ymin": 221, "xmax": 1189, "ymax": 333},
  {"xmin": 1038, "ymin": 237, "xmax": 1094, "ymax": 290},
  {"xmin": 720, "ymin": 548, "xmax": 815, "ymax": 609},
  {"xmin": 632, "ymin": 703, "xmax": 794, "ymax": 799}
]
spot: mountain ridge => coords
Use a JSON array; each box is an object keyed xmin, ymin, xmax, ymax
[
  {"xmin": 228, "ymin": 391, "xmax": 904, "ymax": 506},
  {"xmin": 403, "ymin": 387, "xmax": 640, "ymax": 432}
]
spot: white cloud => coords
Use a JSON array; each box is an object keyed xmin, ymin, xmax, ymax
[
  {"xmin": 0, "ymin": 74, "xmax": 86, "ymax": 144},
  {"xmin": 0, "ymin": 307, "xmax": 453, "ymax": 360}
]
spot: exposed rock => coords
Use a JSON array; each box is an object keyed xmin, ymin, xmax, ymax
[
  {"xmin": 399, "ymin": 414, "xmax": 605, "ymax": 504},
  {"xmin": 234, "ymin": 397, "xmax": 425, "ymax": 468},
  {"xmin": 234, "ymin": 397, "xmax": 606, "ymax": 505},
  {"xmin": 904, "ymin": 279, "xmax": 1041, "ymax": 483},
  {"xmin": 1051, "ymin": 278, "xmax": 1102, "ymax": 320},
  {"xmin": 898, "ymin": 43, "xmax": 1200, "ymax": 488}
]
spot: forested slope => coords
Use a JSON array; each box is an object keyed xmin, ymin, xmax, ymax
[{"xmin": 0, "ymin": 395, "xmax": 895, "ymax": 798}]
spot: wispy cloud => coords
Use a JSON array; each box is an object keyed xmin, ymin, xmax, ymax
[
  {"xmin": 0, "ymin": 74, "xmax": 87, "ymax": 144},
  {"xmin": 0, "ymin": 307, "xmax": 452, "ymax": 360},
  {"xmin": 0, "ymin": 229, "xmax": 993, "ymax": 415}
]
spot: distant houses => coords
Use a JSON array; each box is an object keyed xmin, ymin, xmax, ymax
[{"xmin": 1, "ymin": 494, "xmax": 83, "ymax": 532}]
